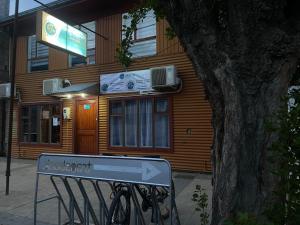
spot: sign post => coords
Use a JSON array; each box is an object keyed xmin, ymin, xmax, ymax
[
  {"xmin": 5, "ymin": 0, "xmax": 19, "ymax": 196},
  {"xmin": 34, "ymin": 154, "xmax": 180, "ymax": 225},
  {"xmin": 37, "ymin": 153, "xmax": 172, "ymax": 187}
]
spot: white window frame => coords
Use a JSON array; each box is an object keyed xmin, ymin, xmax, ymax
[{"xmin": 122, "ymin": 10, "xmax": 157, "ymax": 58}]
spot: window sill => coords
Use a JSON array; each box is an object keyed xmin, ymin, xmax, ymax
[
  {"xmin": 108, "ymin": 146, "xmax": 173, "ymax": 153},
  {"xmin": 69, "ymin": 63, "xmax": 96, "ymax": 69},
  {"xmin": 131, "ymin": 53, "xmax": 157, "ymax": 60},
  {"xmin": 19, "ymin": 143, "xmax": 62, "ymax": 148},
  {"xmin": 27, "ymin": 69, "xmax": 49, "ymax": 74}
]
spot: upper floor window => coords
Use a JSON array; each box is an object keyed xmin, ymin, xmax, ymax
[
  {"xmin": 122, "ymin": 10, "xmax": 156, "ymax": 58},
  {"xmin": 28, "ymin": 35, "xmax": 49, "ymax": 72},
  {"xmin": 109, "ymin": 97, "xmax": 171, "ymax": 150},
  {"xmin": 20, "ymin": 103, "xmax": 61, "ymax": 145},
  {"xmin": 69, "ymin": 21, "xmax": 96, "ymax": 67}
]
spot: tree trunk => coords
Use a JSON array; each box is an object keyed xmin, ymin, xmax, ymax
[
  {"xmin": 155, "ymin": 0, "xmax": 300, "ymax": 224},
  {"xmin": 208, "ymin": 61, "xmax": 295, "ymax": 225}
]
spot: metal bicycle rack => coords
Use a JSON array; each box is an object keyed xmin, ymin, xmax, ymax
[{"xmin": 34, "ymin": 153, "xmax": 181, "ymax": 225}]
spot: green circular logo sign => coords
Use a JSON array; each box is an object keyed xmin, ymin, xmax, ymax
[{"xmin": 45, "ymin": 22, "xmax": 56, "ymax": 36}]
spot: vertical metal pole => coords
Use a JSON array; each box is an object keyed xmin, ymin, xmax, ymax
[
  {"xmin": 131, "ymin": 184, "xmax": 146, "ymax": 225},
  {"xmin": 84, "ymin": 198, "xmax": 88, "ymax": 225},
  {"xmin": 5, "ymin": 0, "xmax": 19, "ymax": 195},
  {"xmin": 58, "ymin": 197, "xmax": 61, "ymax": 225},
  {"xmin": 0, "ymin": 100, "xmax": 6, "ymax": 156},
  {"xmin": 33, "ymin": 174, "xmax": 40, "ymax": 225},
  {"xmin": 70, "ymin": 195, "xmax": 75, "ymax": 225}
]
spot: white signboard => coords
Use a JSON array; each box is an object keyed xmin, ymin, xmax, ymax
[
  {"xmin": 36, "ymin": 11, "xmax": 87, "ymax": 57},
  {"xmin": 37, "ymin": 154, "xmax": 172, "ymax": 187},
  {"xmin": 100, "ymin": 69, "xmax": 153, "ymax": 94}
]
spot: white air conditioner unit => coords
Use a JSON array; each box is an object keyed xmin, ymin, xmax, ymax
[
  {"xmin": 150, "ymin": 65, "xmax": 179, "ymax": 90},
  {"xmin": 43, "ymin": 78, "xmax": 64, "ymax": 96},
  {"xmin": 0, "ymin": 83, "xmax": 12, "ymax": 98}
]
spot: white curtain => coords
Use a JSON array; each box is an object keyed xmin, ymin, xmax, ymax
[
  {"xmin": 110, "ymin": 102, "xmax": 123, "ymax": 146},
  {"xmin": 125, "ymin": 100, "xmax": 137, "ymax": 146},
  {"xmin": 155, "ymin": 99, "xmax": 169, "ymax": 147},
  {"xmin": 155, "ymin": 115, "xmax": 169, "ymax": 147},
  {"xmin": 140, "ymin": 99, "xmax": 153, "ymax": 147}
]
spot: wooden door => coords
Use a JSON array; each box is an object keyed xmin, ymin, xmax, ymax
[{"xmin": 75, "ymin": 99, "xmax": 98, "ymax": 155}]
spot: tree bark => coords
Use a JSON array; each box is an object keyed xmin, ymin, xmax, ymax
[{"xmin": 155, "ymin": 0, "xmax": 300, "ymax": 224}]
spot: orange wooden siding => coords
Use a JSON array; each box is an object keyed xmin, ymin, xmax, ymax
[
  {"xmin": 96, "ymin": 14, "xmax": 122, "ymax": 65},
  {"xmin": 12, "ymin": 14, "xmax": 213, "ymax": 172},
  {"xmin": 49, "ymin": 48, "xmax": 68, "ymax": 71},
  {"xmin": 157, "ymin": 20, "xmax": 184, "ymax": 56},
  {"xmin": 15, "ymin": 37, "xmax": 27, "ymax": 74}
]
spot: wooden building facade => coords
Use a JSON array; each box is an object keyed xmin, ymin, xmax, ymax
[{"xmin": 11, "ymin": 8, "xmax": 213, "ymax": 172}]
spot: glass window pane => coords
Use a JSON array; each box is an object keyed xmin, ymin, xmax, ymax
[
  {"xmin": 51, "ymin": 117, "xmax": 60, "ymax": 143},
  {"xmin": 52, "ymin": 105, "xmax": 60, "ymax": 116},
  {"xmin": 28, "ymin": 35, "xmax": 48, "ymax": 72},
  {"xmin": 81, "ymin": 21, "xmax": 96, "ymax": 49},
  {"xmin": 122, "ymin": 11, "xmax": 156, "ymax": 58},
  {"xmin": 21, "ymin": 118, "xmax": 29, "ymax": 142},
  {"xmin": 87, "ymin": 49, "xmax": 95, "ymax": 64},
  {"xmin": 21, "ymin": 107, "xmax": 29, "ymax": 117},
  {"xmin": 139, "ymin": 99, "xmax": 153, "ymax": 147},
  {"xmin": 70, "ymin": 55, "xmax": 86, "ymax": 67},
  {"xmin": 156, "ymin": 98, "xmax": 168, "ymax": 112},
  {"xmin": 111, "ymin": 102, "xmax": 123, "ymax": 115},
  {"xmin": 122, "ymin": 13, "xmax": 134, "ymax": 40},
  {"xmin": 125, "ymin": 100, "xmax": 137, "ymax": 147},
  {"xmin": 41, "ymin": 105, "xmax": 50, "ymax": 143},
  {"xmin": 30, "ymin": 58, "xmax": 48, "ymax": 72},
  {"xmin": 136, "ymin": 10, "xmax": 156, "ymax": 39},
  {"xmin": 70, "ymin": 21, "xmax": 95, "ymax": 67},
  {"xmin": 110, "ymin": 116, "xmax": 123, "ymax": 146},
  {"xmin": 28, "ymin": 35, "xmax": 36, "ymax": 59},
  {"xmin": 30, "ymin": 106, "xmax": 40, "ymax": 143},
  {"xmin": 129, "ymin": 39, "xmax": 156, "ymax": 58},
  {"xmin": 155, "ymin": 114, "xmax": 169, "ymax": 148},
  {"xmin": 41, "ymin": 119, "xmax": 49, "ymax": 143},
  {"xmin": 20, "ymin": 104, "xmax": 60, "ymax": 144},
  {"xmin": 37, "ymin": 43, "xmax": 49, "ymax": 57}
]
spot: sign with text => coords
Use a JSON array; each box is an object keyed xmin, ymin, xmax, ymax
[
  {"xmin": 37, "ymin": 154, "xmax": 172, "ymax": 187},
  {"xmin": 100, "ymin": 69, "xmax": 153, "ymax": 94},
  {"xmin": 36, "ymin": 11, "xmax": 87, "ymax": 57}
]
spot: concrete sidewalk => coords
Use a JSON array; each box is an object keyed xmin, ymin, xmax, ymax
[{"xmin": 0, "ymin": 157, "xmax": 212, "ymax": 225}]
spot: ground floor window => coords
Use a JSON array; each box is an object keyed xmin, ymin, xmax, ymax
[
  {"xmin": 20, "ymin": 103, "xmax": 61, "ymax": 144},
  {"xmin": 109, "ymin": 97, "xmax": 172, "ymax": 150}
]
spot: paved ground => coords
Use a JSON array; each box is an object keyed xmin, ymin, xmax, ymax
[{"xmin": 0, "ymin": 157, "xmax": 212, "ymax": 225}]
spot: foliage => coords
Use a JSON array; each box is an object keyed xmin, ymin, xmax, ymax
[
  {"xmin": 165, "ymin": 27, "xmax": 176, "ymax": 40},
  {"xmin": 222, "ymin": 87, "xmax": 300, "ymax": 225},
  {"xmin": 192, "ymin": 184, "xmax": 210, "ymax": 225},
  {"xmin": 116, "ymin": 8, "xmax": 150, "ymax": 68},
  {"xmin": 223, "ymin": 213, "xmax": 272, "ymax": 225},
  {"xmin": 264, "ymin": 87, "xmax": 300, "ymax": 225}
]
